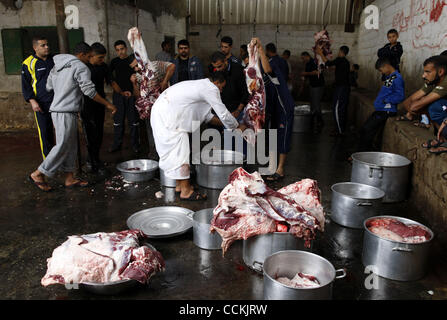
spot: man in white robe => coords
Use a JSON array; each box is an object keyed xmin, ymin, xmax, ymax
[{"xmin": 151, "ymin": 72, "xmax": 245, "ymax": 201}]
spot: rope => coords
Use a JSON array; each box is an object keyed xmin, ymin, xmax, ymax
[
  {"xmin": 253, "ymin": 0, "xmax": 258, "ymax": 36},
  {"xmin": 135, "ymin": 0, "xmax": 139, "ymax": 28},
  {"xmin": 216, "ymin": 0, "xmax": 222, "ymax": 38},
  {"xmin": 322, "ymin": 0, "xmax": 330, "ymax": 30}
]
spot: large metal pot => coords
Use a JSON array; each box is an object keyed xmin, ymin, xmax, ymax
[
  {"xmin": 116, "ymin": 159, "xmax": 158, "ymax": 183},
  {"xmin": 293, "ymin": 105, "xmax": 312, "ymax": 133},
  {"xmin": 242, "ymin": 233, "xmax": 311, "ymax": 273},
  {"xmin": 194, "ymin": 150, "xmax": 245, "ymax": 189},
  {"xmin": 263, "ymin": 250, "xmax": 346, "ymax": 300},
  {"xmin": 193, "ymin": 208, "xmax": 222, "ymax": 250},
  {"xmin": 362, "ymin": 216, "xmax": 434, "ymax": 281},
  {"xmin": 160, "ymin": 169, "xmax": 177, "ymax": 188},
  {"xmin": 331, "ymin": 182, "xmax": 385, "ymax": 229},
  {"xmin": 351, "ymin": 152, "xmax": 411, "ymax": 203}
]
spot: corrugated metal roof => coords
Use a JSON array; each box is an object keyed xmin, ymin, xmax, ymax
[{"xmin": 189, "ymin": 0, "xmax": 350, "ymax": 25}]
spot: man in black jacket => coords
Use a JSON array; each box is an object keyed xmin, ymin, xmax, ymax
[
  {"xmin": 210, "ymin": 51, "xmax": 249, "ymax": 116},
  {"xmin": 316, "ymin": 45, "xmax": 351, "ymax": 136},
  {"xmin": 81, "ymin": 43, "xmax": 111, "ymax": 173},
  {"xmin": 210, "ymin": 51, "xmax": 248, "ymax": 150}
]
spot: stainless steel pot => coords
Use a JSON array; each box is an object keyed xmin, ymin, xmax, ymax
[
  {"xmin": 263, "ymin": 250, "xmax": 346, "ymax": 300},
  {"xmin": 193, "ymin": 208, "xmax": 222, "ymax": 250},
  {"xmin": 362, "ymin": 216, "xmax": 434, "ymax": 281},
  {"xmin": 293, "ymin": 106, "xmax": 312, "ymax": 133},
  {"xmin": 194, "ymin": 150, "xmax": 245, "ymax": 190},
  {"xmin": 160, "ymin": 169, "xmax": 177, "ymax": 188},
  {"xmin": 242, "ymin": 233, "xmax": 312, "ymax": 273},
  {"xmin": 351, "ymin": 152, "xmax": 411, "ymax": 203},
  {"xmin": 116, "ymin": 159, "xmax": 158, "ymax": 183},
  {"xmin": 331, "ymin": 182, "xmax": 385, "ymax": 229}
]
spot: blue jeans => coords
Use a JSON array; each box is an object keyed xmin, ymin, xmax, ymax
[{"xmin": 428, "ymin": 99, "xmax": 447, "ymax": 126}]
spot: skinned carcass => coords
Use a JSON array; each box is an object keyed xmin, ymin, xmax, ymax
[
  {"xmin": 41, "ymin": 230, "xmax": 164, "ymax": 286},
  {"xmin": 313, "ymin": 30, "xmax": 332, "ymax": 74},
  {"xmin": 242, "ymin": 39, "xmax": 266, "ymax": 137},
  {"xmin": 210, "ymin": 168, "xmax": 325, "ymax": 255},
  {"xmin": 127, "ymin": 27, "xmax": 159, "ymax": 120}
]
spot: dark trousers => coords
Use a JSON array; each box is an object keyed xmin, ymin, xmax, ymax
[
  {"xmin": 310, "ymin": 86, "xmax": 325, "ymax": 126},
  {"xmin": 332, "ymin": 85, "xmax": 350, "ymax": 134},
  {"xmin": 112, "ymin": 93, "xmax": 140, "ymax": 149},
  {"xmin": 34, "ymin": 107, "xmax": 55, "ymax": 159},
  {"xmin": 357, "ymin": 111, "xmax": 396, "ymax": 152},
  {"xmin": 81, "ymin": 102, "xmax": 105, "ymax": 166}
]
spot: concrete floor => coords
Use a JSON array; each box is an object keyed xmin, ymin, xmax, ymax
[{"xmin": 1, "ymin": 114, "xmax": 447, "ymax": 300}]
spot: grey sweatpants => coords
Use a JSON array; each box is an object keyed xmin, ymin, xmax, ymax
[{"xmin": 39, "ymin": 112, "xmax": 78, "ymax": 178}]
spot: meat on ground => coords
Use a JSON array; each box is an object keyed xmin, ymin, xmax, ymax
[{"xmin": 41, "ymin": 230, "xmax": 164, "ymax": 286}]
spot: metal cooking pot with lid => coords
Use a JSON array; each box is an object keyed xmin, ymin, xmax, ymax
[
  {"xmin": 262, "ymin": 250, "xmax": 346, "ymax": 300},
  {"xmin": 351, "ymin": 152, "xmax": 411, "ymax": 203},
  {"xmin": 242, "ymin": 233, "xmax": 312, "ymax": 273},
  {"xmin": 362, "ymin": 216, "xmax": 434, "ymax": 281},
  {"xmin": 331, "ymin": 182, "xmax": 385, "ymax": 229},
  {"xmin": 193, "ymin": 150, "xmax": 245, "ymax": 190}
]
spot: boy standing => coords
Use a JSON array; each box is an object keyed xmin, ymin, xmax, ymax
[
  {"xmin": 378, "ymin": 29, "xmax": 403, "ymax": 79},
  {"xmin": 356, "ymin": 57, "xmax": 405, "ymax": 153},
  {"xmin": 29, "ymin": 42, "xmax": 117, "ymax": 192}
]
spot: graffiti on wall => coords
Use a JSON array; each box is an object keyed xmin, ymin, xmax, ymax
[{"xmin": 392, "ymin": 0, "xmax": 447, "ymax": 49}]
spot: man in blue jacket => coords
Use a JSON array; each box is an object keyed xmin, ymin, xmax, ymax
[
  {"xmin": 356, "ymin": 57, "xmax": 405, "ymax": 152},
  {"xmin": 22, "ymin": 36, "xmax": 55, "ymax": 159},
  {"xmin": 170, "ymin": 39, "xmax": 204, "ymax": 85}
]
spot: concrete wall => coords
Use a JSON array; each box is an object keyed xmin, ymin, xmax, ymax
[
  {"xmin": 0, "ymin": 0, "xmax": 186, "ymax": 130},
  {"xmin": 356, "ymin": 0, "xmax": 447, "ymax": 96},
  {"xmin": 189, "ymin": 23, "xmax": 359, "ymax": 76}
]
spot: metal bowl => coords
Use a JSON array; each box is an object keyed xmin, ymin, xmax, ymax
[
  {"xmin": 116, "ymin": 159, "xmax": 158, "ymax": 183},
  {"xmin": 79, "ymin": 242, "xmax": 157, "ymax": 295}
]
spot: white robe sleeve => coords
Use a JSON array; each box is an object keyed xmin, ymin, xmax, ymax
[{"xmin": 204, "ymin": 85, "xmax": 239, "ymax": 130}]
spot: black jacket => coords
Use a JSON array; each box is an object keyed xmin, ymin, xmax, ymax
[
  {"xmin": 378, "ymin": 42, "xmax": 403, "ymax": 69},
  {"xmin": 219, "ymin": 61, "xmax": 249, "ymax": 112}
]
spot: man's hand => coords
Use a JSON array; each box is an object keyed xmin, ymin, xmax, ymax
[
  {"xmin": 237, "ymin": 124, "xmax": 247, "ymax": 132},
  {"xmin": 30, "ymin": 100, "xmax": 43, "ymax": 113},
  {"xmin": 315, "ymin": 46, "xmax": 324, "ymax": 56},
  {"xmin": 121, "ymin": 91, "xmax": 132, "ymax": 97},
  {"xmin": 160, "ymin": 80, "xmax": 168, "ymax": 92},
  {"xmin": 106, "ymin": 103, "xmax": 118, "ymax": 115}
]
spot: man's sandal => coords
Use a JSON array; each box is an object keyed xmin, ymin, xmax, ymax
[
  {"xmin": 396, "ymin": 115, "xmax": 413, "ymax": 122},
  {"xmin": 422, "ymin": 139, "xmax": 442, "ymax": 149},
  {"xmin": 28, "ymin": 175, "xmax": 52, "ymax": 192},
  {"xmin": 180, "ymin": 191, "xmax": 208, "ymax": 201}
]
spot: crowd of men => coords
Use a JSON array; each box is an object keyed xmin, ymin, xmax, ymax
[{"xmin": 23, "ymin": 29, "xmax": 447, "ymax": 195}]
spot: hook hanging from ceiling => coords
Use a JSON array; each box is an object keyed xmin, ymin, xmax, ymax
[
  {"xmin": 253, "ymin": 0, "xmax": 258, "ymax": 37},
  {"xmin": 216, "ymin": 0, "xmax": 222, "ymax": 38}
]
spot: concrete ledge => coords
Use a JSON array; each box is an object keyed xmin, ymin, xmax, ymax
[{"xmin": 350, "ymin": 89, "xmax": 447, "ymax": 243}]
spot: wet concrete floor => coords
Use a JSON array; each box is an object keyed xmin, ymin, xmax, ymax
[{"xmin": 1, "ymin": 114, "xmax": 446, "ymax": 300}]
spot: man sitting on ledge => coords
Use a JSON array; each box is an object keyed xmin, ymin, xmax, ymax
[{"xmin": 397, "ymin": 55, "xmax": 447, "ymax": 152}]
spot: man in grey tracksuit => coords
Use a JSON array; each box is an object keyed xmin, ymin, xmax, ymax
[{"xmin": 29, "ymin": 42, "xmax": 117, "ymax": 191}]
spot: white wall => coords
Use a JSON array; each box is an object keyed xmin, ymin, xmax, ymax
[
  {"xmin": 0, "ymin": 0, "xmax": 186, "ymax": 93},
  {"xmin": 189, "ymin": 23, "xmax": 359, "ymax": 75},
  {"xmin": 356, "ymin": 0, "xmax": 447, "ymax": 95}
]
